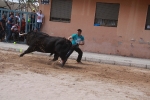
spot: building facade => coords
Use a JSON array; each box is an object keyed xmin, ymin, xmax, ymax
[{"xmin": 39, "ymin": 0, "xmax": 150, "ymax": 58}]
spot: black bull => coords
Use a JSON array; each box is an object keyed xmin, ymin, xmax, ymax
[{"xmin": 20, "ymin": 31, "xmax": 72, "ymax": 66}]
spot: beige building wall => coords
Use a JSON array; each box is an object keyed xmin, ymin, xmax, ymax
[{"xmin": 39, "ymin": 0, "xmax": 150, "ymax": 58}]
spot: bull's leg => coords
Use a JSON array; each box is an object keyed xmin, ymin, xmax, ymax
[
  {"xmin": 52, "ymin": 53, "xmax": 59, "ymax": 61},
  {"xmin": 49, "ymin": 53, "xmax": 54, "ymax": 56},
  {"xmin": 20, "ymin": 46, "xmax": 35, "ymax": 57},
  {"xmin": 54, "ymin": 45, "xmax": 68, "ymax": 67}
]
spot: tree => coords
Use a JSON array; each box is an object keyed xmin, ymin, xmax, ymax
[{"xmin": 3, "ymin": 0, "xmax": 39, "ymax": 12}]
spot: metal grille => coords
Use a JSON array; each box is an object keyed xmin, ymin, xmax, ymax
[
  {"xmin": 95, "ymin": 2, "xmax": 120, "ymax": 20},
  {"xmin": 94, "ymin": 2, "xmax": 120, "ymax": 27},
  {"xmin": 0, "ymin": 8, "xmax": 37, "ymax": 33},
  {"xmin": 50, "ymin": 0, "xmax": 72, "ymax": 22}
]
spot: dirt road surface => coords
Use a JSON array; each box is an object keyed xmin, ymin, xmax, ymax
[{"xmin": 0, "ymin": 50, "xmax": 150, "ymax": 100}]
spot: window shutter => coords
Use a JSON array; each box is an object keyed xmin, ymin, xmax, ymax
[
  {"xmin": 95, "ymin": 2, "xmax": 120, "ymax": 20},
  {"xmin": 50, "ymin": 0, "xmax": 72, "ymax": 19},
  {"xmin": 146, "ymin": 6, "xmax": 150, "ymax": 25}
]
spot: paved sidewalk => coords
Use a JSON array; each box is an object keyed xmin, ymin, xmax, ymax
[{"xmin": 0, "ymin": 42, "xmax": 150, "ymax": 69}]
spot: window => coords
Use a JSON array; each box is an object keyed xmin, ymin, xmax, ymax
[
  {"xmin": 145, "ymin": 5, "xmax": 150, "ymax": 30},
  {"xmin": 50, "ymin": 0, "xmax": 72, "ymax": 23},
  {"xmin": 94, "ymin": 2, "xmax": 120, "ymax": 27},
  {"xmin": 41, "ymin": 0, "xmax": 50, "ymax": 4}
]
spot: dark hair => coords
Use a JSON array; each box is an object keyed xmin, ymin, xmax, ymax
[
  {"xmin": 77, "ymin": 29, "xmax": 82, "ymax": 32},
  {"xmin": 2, "ymin": 14, "xmax": 6, "ymax": 18},
  {"xmin": 10, "ymin": 13, "xmax": 14, "ymax": 16}
]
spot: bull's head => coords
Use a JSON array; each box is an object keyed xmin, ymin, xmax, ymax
[
  {"xmin": 18, "ymin": 31, "xmax": 37, "ymax": 45},
  {"xmin": 65, "ymin": 38, "xmax": 72, "ymax": 48},
  {"xmin": 61, "ymin": 38, "xmax": 72, "ymax": 54}
]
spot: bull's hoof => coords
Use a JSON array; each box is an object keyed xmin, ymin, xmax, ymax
[
  {"xmin": 61, "ymin": 60, "xmax": 66, "ymax": 67},
  {"xmin": 20, "ymin": 54, "xmax": 23, "ymax": 57},
  {"xmin": 59, "ymin": 60, "xmax": 66, "ymax": 67},
  {"xmin": 52, "ymin": 58, "xmax": 58, "ymax": 61},
  {"xmin": 49, "ymin": 53, "xmax": 54, "ymax": 56}
]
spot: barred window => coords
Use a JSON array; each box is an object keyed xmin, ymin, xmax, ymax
[
  {"xmin": 50, "ymin": 0, "xmax": 72, "ymax": 23},
  {"xmin": 145, "ymin": 5, "xmax": 150, "ymax": 30},
  {"xmin": 94, "ymin": 2, "xmax": 120, "ymax": 27},
  {"xmin": 41, "ymin": 0, "xmax": 50, "ymax": 4}
]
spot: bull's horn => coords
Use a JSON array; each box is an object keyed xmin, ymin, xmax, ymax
[{"xmin": 19, "ymin": 33, "xmax": 27, "ymax": 36}]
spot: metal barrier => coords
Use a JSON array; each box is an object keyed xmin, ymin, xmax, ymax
[{"xmin": 0, "ymin": 8, "xmax": 37, "ymax": 33}]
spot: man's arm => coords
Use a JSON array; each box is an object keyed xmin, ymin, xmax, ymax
[
  {"xmin": 11, "ymin": 26, "xmax": 14, "ymax": 31},
  {"xmin": 0, "ymin": 21, "xmax": 4, "ymax": 30},
  {"xmin": 7, "ymin": 19, "xmax": 10, "ymax": 24},
  {"xmin": 79, "ymin": 36, "xmax": 85, "ymax": 45},
  {"xmin": 42, "ymin": 16, "xmax": 45, "ymax": 24},
  {"xmin": 8, "ymin": 19, "xmax": 12, "ymax": 25},
  {"xmin": 78, "ymin": 41, "xmax": 84, "ymax": 45},
  {"xmin": 68, "ymin": 36, "xmax": 72, "ymax": 40}
]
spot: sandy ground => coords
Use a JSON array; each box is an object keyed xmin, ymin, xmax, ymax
[{"xmin": 0, "ymin": 50, "xmax": 150, "ymax": 100}]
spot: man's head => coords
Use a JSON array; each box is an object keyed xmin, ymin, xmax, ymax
[
  {"xmin": 16, "ymin": 13, "xmax": 19, "ymax": 16},
  {"xmin": 77, "ymin": 29, "xmax": 82, "ymax": 35},
  {"xmin": 39, "ymin": 10, "xmax": 42, "ymax": 14},
  {"xmin": 10, "ymin": 14, "xmax": 14, "ymax": 18},
  {"xmin": 2, "ymin": 15, "xmax": 6, "ymax": 19}
]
